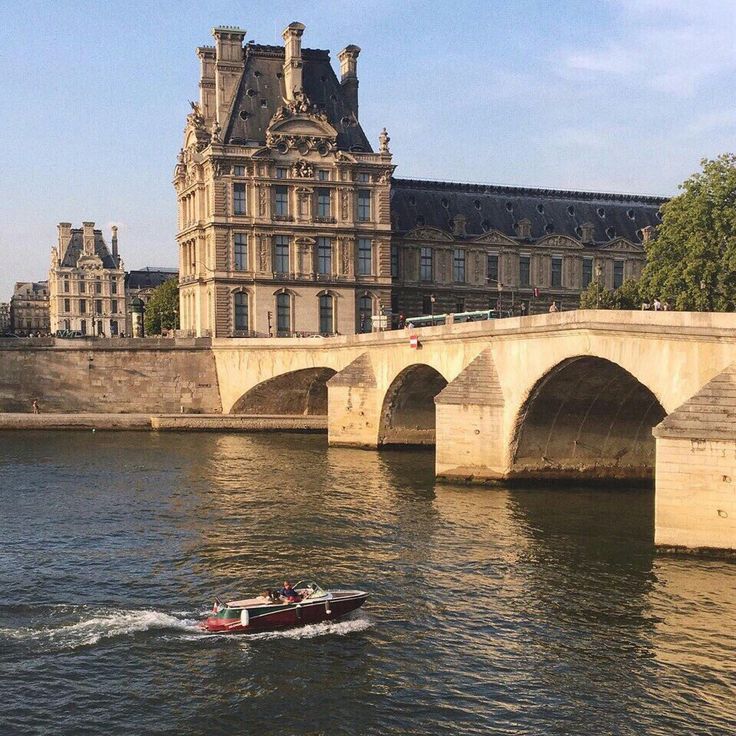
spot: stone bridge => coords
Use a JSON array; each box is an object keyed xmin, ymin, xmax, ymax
[{"xmin": 213, "ymin": 310, "xmax": 736, "ymax": 553}]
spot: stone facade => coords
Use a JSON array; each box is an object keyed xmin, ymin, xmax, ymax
[
  {"xmin": 177, "ymin": 21, "xmax": 664, "ymax": 337},
  {"xmin": 9, "ymin": 281, "xmax": 49, "ymax": 335},
  {"xmin": 0, "ymin": 302, "xmax": 10, "ymax": 334},
  {"xmin": 125, "ymin": 267, "xmax": 179, "ymax": 305},
  {"xmin": 174, "ymin": 23, "xmax": 393, "ymax": 338},
  {"xmin": 49, "ymin": 222, "xmax": 128, "ymax": 336}
]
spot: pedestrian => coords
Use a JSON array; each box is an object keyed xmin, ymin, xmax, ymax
[
  {"xmin": 520, "ymin": 302, "xmax": 528, "ymax": 317},
  {"xmin": 641, "ymin": 301, "xmax": 650, "ymax": 311},
  {"xmin": 32, "ymin": 399, "xmax": 39, "ymax": 414},
  {"xmin": 398, "ymin": 313, "xmax": 406, "ymax": 329},
  {"xmin": 653, "ymin": 298, "xmax": 662, "ymax": 311},
  {"xmin": 549, "ymin": 301, "xmax": 558, "ymax": 313}
]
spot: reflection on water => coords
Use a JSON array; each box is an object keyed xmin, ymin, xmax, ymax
[{"xmin": 0, "ymin": 431, "xmax": 734, "ymax": 736}]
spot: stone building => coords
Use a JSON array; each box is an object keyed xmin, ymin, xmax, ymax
[
  {"xmin": 125, "ymin": 267, "xmax": 179, "ymax": 305},
  {"xmin": 9, "ymin": 281, "xmax": 49, "ymax": 335},
  {"xmin": 49, "ymin": 222, "xmax": 127, "ymax": 336},
  {"xmin": 174, "ymin": 23, "xmax": 393, "ymax": 337},
  {"xmin": 0, "ymin": 302, "xmax": 10, "ymax": 334},
  {"xmin": 176, "ymin": 21, "xmax": 663, "ymax": 336}
]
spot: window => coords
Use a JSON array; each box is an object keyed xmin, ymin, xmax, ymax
[
  {"xmin": 316, "ymin": 188, "xmax": 331, "ymax": 218},
  {"xmin": 80, "ymin": 299, "xmax": 86, "ymax": 314},
  {"xmin": 357, "ymin": 190, "xmax": 371, "ymax": 221},
  {"xmin": 64, "ymin": 298, "xmax": 70, "ymax": 313},
  {"xmin": 276, "ymin": 292, "xmax": 290, "ymax": 333},
  {"xmin": 80, "ymin": 320, "xmax": 87, "ymax": 335},
  {"xmin": 319, "ymin": 294, "xmax": 334, "ymax": 334},
  {"xmin": 275, "ymin": 167, "xmax": 288, "ymax": 179},
  {"xmin": 420, "ymin": 247, "xmax": 433, "ymax": 281},
  {"xmin": 234, "ymin": 234, "xmax": 248, "ymax": 270},
  {"xmin": 274, "ymin": 185, "xmax": 289, "ymax": 216},
  {"xmin": 358, "ymin": 295, "xmax": 372, "ymax": 332},
  {"xmin": 520, "ymin": 255, "xmax": 531, "ymax": 287},
  {"xmin": 95, "ymin": 281, "xmax": 102, "ymax": 294},
  {"xmin": 455, "ymin": 299, "xmax": 465, "ymax": 314},
  {"xmin": 551, "ymin": 256, "xmax": 562, "ymax": 287},
  {"xmin": 111, "ymin": 280, "xmax": 117, "ymax": 295},
  {"xmin": 317, "ymin": 237, "xmax": 332, "ymax": 275},
  {"xmin": 110, "ymin": 320, "xmax": 118, "ymax": 336},
  {"xmin": 453, "ymin": 249, "xmax": 466, "ymax": 283},
  {"xmin": 582, "ymin": 257, "xmax": 593, "ymax": 287},
  {"xmin": 233, "ymin": 165, "xmax": 246, "ymax": 176},
  {"xmin": 79, "ymin": 280, "xmax": 85, "ymax": 293},
  {"xmin": 233, "ymin": 183, "xmax": 246, "ymax": 215},
  {"xmin": 95, "ymin": 299, "xmax": 102, "ymax": 315},
  {"xmin": 274, "ymin": 236, "xmax": 290, "ymax": 273},
  {"xmin": 357, "ymin": 238, "xmax": 372, "ymax": 275},
  {"xmin": 613, "ymin": 260, "xmax": 624, "ymax": 289},
  {"xmin": 487, "ymin": 253, "xmax": 499, "ymax": 284},
  {"xmin": 64, "ymin": 280, "xmax": 69, "ymax": 293},
  {"xmin": 317, "ymin": 169, "xmax": 329, "ymax": 181},
  {"xmin": 111, "ymin": 299, "xmax": 118, "ymax": 314},
  {"xmin": 234, "ymin": 292, "xmax": 248, "ymax": 331},
  {"xmin": 357, "ymin": 172, "xmax": 370, "ymax": 182},
  {"xmin": 391, "ymin": 244, "xmax": 400, "ymax": 278}
]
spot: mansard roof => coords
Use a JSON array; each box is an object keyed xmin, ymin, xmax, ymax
[
  {"xmin": 125, "ymin": 268, "xmax": 178, "ymax": 290},
  {"xmin": 225, "ymin": 44, "xmax": 371, "ymax": 152},
  {"xmin": 391, "ymin": 178, "xmax": 666, "ymax": 246},
  {"xmin": 60, "ymin": 229, "xmax": 117, "ymax": 269}
]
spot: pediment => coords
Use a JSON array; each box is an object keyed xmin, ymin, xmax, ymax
[
  {"xmin": 470, "ymin": 230, "xmax": 517, "ymax": 247},
  {"xmin": 598, "ymin": 237, "xmax": 644, "ymax": 253},
  {"xmin": 535, "ymin": 235, "xmax": 583, "ymax": 250},
  {"xmin": 266, "ymin": 108, "xmax": 338, "ymax": 154},
  {"xmin": 404, "ymin": 227, "xmax": 454, "ymax": 242}
]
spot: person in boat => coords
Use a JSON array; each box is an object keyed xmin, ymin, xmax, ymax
[
  {"xmin": 277, "ymin": 581, "xmax": 302, "ymax": 603},
  {"xmin": 260, "ymin": 589, "xmax": 280, "ymax": 604}
]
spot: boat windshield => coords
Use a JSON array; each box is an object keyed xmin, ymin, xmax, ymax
[{"xmin": 294, "ymin": 580, "xmax": 327, "ymax": 599}]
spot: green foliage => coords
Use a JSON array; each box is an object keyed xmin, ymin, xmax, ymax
[
  {"xmin": 639, "ymin": 153, "xmax": 736, "ymax": 311},
  {"xmin": 143, "ymin": 278, "xmax": 179, "ymax": 335},
  {"xmin": 578, "ymin": 278, "xmax": 641, "ymax": 310}
]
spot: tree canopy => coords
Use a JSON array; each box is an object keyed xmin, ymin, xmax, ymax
[
  {"xmin": 143, "ymin": 278, "xmax": 179, "ymax": 335},
  {"xmin": 639, "ymin": 153, "xmax": 736, "ymax": 311},
  {"xmin": 579, "ymin": 278, "xmax": 641, "ymax": 310}
]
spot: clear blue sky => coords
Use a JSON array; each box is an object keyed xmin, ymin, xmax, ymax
[{"xmin": 1, "ymin": 0, "xmax": 735, "ymax": 300}]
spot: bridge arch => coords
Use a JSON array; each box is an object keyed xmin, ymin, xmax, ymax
[
  {"xmin": 378, "ymin": 364, "xmax": 448, "ymax": 446},
  {"xmin": 510, "ymin": 356, "xmax": 666, "ymax": 481},
  {"xmin": 230, "ymin": 367, "xmax": 337, "ymax": 415}
]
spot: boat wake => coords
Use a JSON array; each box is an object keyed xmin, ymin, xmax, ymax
[{"xmin": 0, "ymin": 606, "xmax": 201, "ymax": 651}]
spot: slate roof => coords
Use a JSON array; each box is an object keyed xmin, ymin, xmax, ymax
[
  {"xmin": 60, "ymin": 229, "xmax": 117, "ymax": 269},
  {"xmin": 391, "ymin": 178, "xmax": 666, "ymax": 245},
  {"xmin": 125, "ymin": 268, "xmax": 178, "ymax": 290},
  {"xmin": 224, "ymin": 44, "xmax": 372, "ymax": 152}
]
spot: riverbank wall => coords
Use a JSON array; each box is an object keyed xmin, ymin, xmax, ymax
[{"xmin": 0, "ymin": 338, "xmax": 222, "ymax": 414}]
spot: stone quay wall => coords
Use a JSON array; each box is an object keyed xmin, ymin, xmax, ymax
[{"xmin": 0, "ymin": 337, "xmax": 222, "ymax": 414}]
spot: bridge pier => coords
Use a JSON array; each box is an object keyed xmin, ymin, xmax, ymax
[
  {"xmin": 653, "ymin": 365, "xmax": 736, "ymax": 554},
  {"xmin": 435, "ymin": 350, "xmax": 509, "ymax": 482},
  {"xmin": 327, "ymin": 355, "xmax": 380, "ymax": 448}
]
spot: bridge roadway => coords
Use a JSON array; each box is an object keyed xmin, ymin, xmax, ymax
[{"xmin": 213, "ymin": 310, "xmax": 736, "ymax": 553}]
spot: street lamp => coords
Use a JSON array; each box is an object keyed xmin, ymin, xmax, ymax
[
  {"xmin": 430, "ymin": 293, "xmax": 436, "ymax": 319},
  {"xmin": 595, "ymin": 263, "xmax": 603, "ymax": 308},
  {"xmin": 496, "ymin": 280, "xmax": 502, "ymax": 313}
]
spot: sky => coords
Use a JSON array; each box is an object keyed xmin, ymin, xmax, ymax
[{"xmin": 1, "ymin": 0, "xmax": 735, "ymax": 300}]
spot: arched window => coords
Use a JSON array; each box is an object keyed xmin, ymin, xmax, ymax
[
  {"xmin": 276, "ymin": 292, "xmax": 291, "ymax": 334},
  {"xmin": 234, "ymin": 292, "xmax": 248, "ymax": 331},
  {"xmin": 358, "ymin": 294, "xmax": 373, "ymax": 333},
  {"xmin": 319, "ymin": 293, "xmax": 334, "ymax": 334}
]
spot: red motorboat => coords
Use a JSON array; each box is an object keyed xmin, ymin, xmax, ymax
[{"xmin": 202, "ymin": 581, "xmax": 368, "ymax": 634}]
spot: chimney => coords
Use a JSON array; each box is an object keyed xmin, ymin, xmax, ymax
[
  {"xmin": 580, "ymin": 222, "xmax": 595, "ymax": 244},
  {"xmin": 196, "ymin": 46, "xmax": 216, "ymax": 122},
  {"xmin": 338, "ymin": 45, "xmax": 361, "ymax": 119},
  {"xmin": 212, "ymin": 26, "xmax": 246, "ymax": 128},
  {"xmin": 82, "ymin": 221, "xmax": 95, "ymax": 256},
  {"xmin": 111, "ymin": 225, "xmax": 119, "ymax": 264},
  {"xmin": 282, "ymin": 22, "xmax": 306, "ymax": 101},
  {"xmin": 57, "ymin": 222, "xmax": 72, "ymax": 259},
  {"xmin": 517, "ymin": 218, "xmax": 532, "ymax": 239},
  {"xmin": 452, "ymin": 214, "xmax": 467, "ymax": 237}
]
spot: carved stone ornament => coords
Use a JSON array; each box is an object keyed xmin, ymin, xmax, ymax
[
  {"xmin": 211, "ymin": 119, "xmax": 222, "ymax": 143},
  {"xmin": 341, "ymin": 190, "xmax": 349, "ymax": 220},
  {"xmin": 187, "ymin": 101, "xmax": 206, "ymax": 130},
  {"xmin": 341, "ymin": 238, "xmax": 352, "ymax": 274},
  {"xmin": 258, "ymin": 186, "xmax": 267, "ymax": 216},
  {"xmin": 293, "ymin": 160, "xmax": 314, "ymax": 178},
  {"xmin": 259, "ymin": 237, "xmax": 268, "ymax": 271},
  {"xmin": 379, "ymin": 127, "xmax": 390, "ymax": 154}
]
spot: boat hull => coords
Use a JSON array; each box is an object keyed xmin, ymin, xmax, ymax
[{"xmin": 202, "ymin": 591, "xmax": 368, "ymax": 634}]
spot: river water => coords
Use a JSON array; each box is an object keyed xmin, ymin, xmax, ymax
[{"xmin": 0, "ymin": 431, "xmax": 733, "ymax": 735}]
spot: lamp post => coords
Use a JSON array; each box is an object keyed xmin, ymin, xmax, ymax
[
  {"xmin": 497, "ymin": 280, "xmax": 502, "ymax": 314},
  {"xmin": 595, "ymin": 263, "xmax": 603, "ymax": 308},
  {"xmin": 430, "ymin": 293, "xmax": 436, "ymax": 319}
]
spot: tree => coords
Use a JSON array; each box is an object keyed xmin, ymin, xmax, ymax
[
  {"xmin": 639, "ymin": 153, "xmax": 736, "ymax": 311},
  {"xmin": 143, "ymin": 278, "xmax": 179, "ymax": 335},
  {"xmin": 579, "ymin": 278, "xmax": 641, "ymax": 310}
]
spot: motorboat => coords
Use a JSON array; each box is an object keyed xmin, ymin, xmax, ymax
[{"xmin": 201, "ymin": 580, "xmax": 368, "ymax": 634}]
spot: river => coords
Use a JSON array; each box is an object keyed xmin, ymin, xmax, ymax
[{"xmin": 0, "ymin": 431, "xmax": 733, "ymax": 735}]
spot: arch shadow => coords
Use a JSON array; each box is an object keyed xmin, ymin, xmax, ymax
[
  {"xmin": 378, "ymin": 364, "xmax": 448, "ymax": 446},
  {"xmin": 231, "ymin": 367, "xmax": 337, "ymax": 415},
  {"xmin": 511, "ymin": 356, "xmax": 666, "ymax": 482}
]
